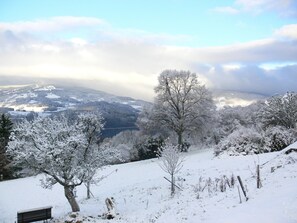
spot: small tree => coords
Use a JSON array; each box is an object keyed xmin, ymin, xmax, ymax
[
  {"xmin": 158, "ymin": 144, "xmax": 184, "ymax": 196},
  {"xmin": 7, "ymin": 114, "xmax": 104, "ymax": 212},
  {"xmin": 76, "ymin": 112, "xmax": 104, "ymax": 199}
]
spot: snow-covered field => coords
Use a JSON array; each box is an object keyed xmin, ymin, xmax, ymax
[{"xmin": 1, "ymin": 144, "xmax": 297, "ymax": 223}]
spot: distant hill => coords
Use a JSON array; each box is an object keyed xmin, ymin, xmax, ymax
[
  {"xmin": 0, "ymin": 84, "xmax": 269, "ymax": 136},
  {"xmin": 212, "ymin": 89, "xmax": 268, "ymax": 108},
  {"xmin": 0, "ymin": 84, "xmax": 151, "ymax": 138}
]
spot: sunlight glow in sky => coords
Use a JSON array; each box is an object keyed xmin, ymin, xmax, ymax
[{"xmin": 0, "ymin": 0, "xmax": 297, "ymax": 100}]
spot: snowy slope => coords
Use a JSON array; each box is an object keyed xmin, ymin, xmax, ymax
[
  {"xmin": 1, "ymin": 145, "xmax": 297, "ymax": 223},
  {"xmin": 0, "ymin": 84, "xmax": 150, "ymax": 114}
]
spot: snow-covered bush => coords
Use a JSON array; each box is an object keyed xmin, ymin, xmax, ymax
[
  {"xmin": 108, "ymin": 130, "xmax": 140, "ymax": 148},
  {"xmin": 101, "ymin": 130, "xmax": 142, "ymax": 163},
  {"xmin": 136, "ymin": 136, "xmax": 165, "ymax": 160},
  {"xmin": 102, "ymin": 143, "xmax": 133, "ymax": 164},
  {"xmin": 214, "ymin": 127, "xmax": 264, "ymax": 156},
  {"xmin": 263, "ymin": 126, "xmax": 297, "ymax": 152},
  {"xmin": 209, "ymin": 102, "xmax": 264, "ymax": 146},
  {"xmin": 259, "ymin": 92, "xmax": 297, "ymax": 129}
]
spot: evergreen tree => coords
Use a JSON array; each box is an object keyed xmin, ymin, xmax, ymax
[{"xmin": 0, "ymin": 113, "xmax": 13, "ymax": 179}]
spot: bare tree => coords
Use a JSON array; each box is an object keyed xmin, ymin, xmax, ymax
[
  {"xmin": 152, "ymin": 70, "xmax": 215, "ymax": 151},
  {"xmin": 7, "ymin": 114, "xmax": 104, "ymax": 212},
  {"xmin": 158, "ymin": 144, "xmax": 184, "ymax": 196}
]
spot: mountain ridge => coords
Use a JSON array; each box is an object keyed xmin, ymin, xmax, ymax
[{"xmin": 0, "ymin": 84, "xmax": 151, "ymax": 138}]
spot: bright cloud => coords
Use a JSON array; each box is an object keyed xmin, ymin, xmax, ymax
[
  {"xmin": 275, "ymin": 24, "xmax": 297, "ymax": 40},
  {"xmin": 212, "ymin": 0, "xmax": 297, "ymax": 17},
  {"xmin": 235, "ymin": 0, "xmax": 292, "ymax": 10},
  {"xmin": 0, "ymin": 17, "xmax": 297, "ymax": 100}
]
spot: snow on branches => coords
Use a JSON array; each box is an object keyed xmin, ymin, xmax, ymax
[
  {"xmin": 7, "ymin": 113, "xmax": 104, "ymax": 212},
  {"xmin": 158, "ymin": 144, "xmax": 184, "ymax": 196}
]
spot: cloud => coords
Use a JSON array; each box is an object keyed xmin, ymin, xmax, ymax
[
  {"xmin": 0, "ymin": 17, "xmax": 297, "ymax": 100},
  {"xmin": 168, "ymin": 38, "xmax": 297, "ymax": 64},
  {"xmin": 236, "ymin": 0, "xmax": 297, "ymax": 16},
  {"xmin": 197, "ymin": 64, "xmax": 297, "ymax": 95},
  {"xmin": 236, "ymin": 0, "xmax": 290, "ymax": 10},
  {"xmin": 275, "ymin": 24, "xmax": 297, "ymax": 40},
  {"xmin": 211, "ymin": 0, "xmax": 297, "ymax": 17}
]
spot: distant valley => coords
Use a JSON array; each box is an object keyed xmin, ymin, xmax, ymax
[
  {"xmin": 0, "ymin": 84, "xmax": 268, "ymax": 137},
  {"xmin": 0, "ymin": 84, "xmax": 151, "ymax": 138}
]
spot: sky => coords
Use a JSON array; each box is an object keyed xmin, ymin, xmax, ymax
[{"xmin": 0, "ymin": 0, "xmax": 297, "ymax": 101}]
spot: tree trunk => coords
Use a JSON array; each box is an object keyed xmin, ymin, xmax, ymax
[
  {"xmin": 86, "ymin": 181, "xmax": 91, "ymax": 199},
  {"xmin": 177, "ymin": 131, "xmax": 183, "ymax": 151},
  {"xmin": 171, "ymin": 173, "xmax": 175, "ymax": 196},
  {"xmin": 64, "ymin": 185, "xmax": 80, "ymax": 212},
  {"xmin": 256, "ymin": 165, "xmax": 261, "ymax": 189}
]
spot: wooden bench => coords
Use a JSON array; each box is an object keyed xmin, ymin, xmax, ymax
[{"xmin": 17, "ymin": 206, "xmax": 52, "ymax": 223}]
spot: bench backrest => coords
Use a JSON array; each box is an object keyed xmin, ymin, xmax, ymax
[{"xmin": 17, "ymin": 206, "xmax": 52, "ymax": 223}]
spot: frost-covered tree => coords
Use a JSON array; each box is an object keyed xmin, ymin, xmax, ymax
[
  {"xmin": 158, "ymin": 144, "xmax": 183, "ymax": 196},
  {"xmin": 7, "ymin": 114, "xmax": 104, "ymax": 212},
  {"xmin": 259, "ymin": 92, "xmax": 297, "ymax": 129},
  {"xmin": 263, "ymin": 126, "xmax": 297, "ymax": 152},
  {"xmin": 214, "ymin": 126, "xmax": 264, "ymax": 156},
  {"xmin": 151, "ymin": 70, "xmax": 215, "ymax": 151},
  {"xmin": 77, "ymin": 112, "xmax": 104, "ymax": 199},
  {"xmin": 100, "ymin": 130, "xmax": 142, "ymax": 163},
  {"xmin": 0, "ymin": 114, "xmax": 13, "ymax": 179}
]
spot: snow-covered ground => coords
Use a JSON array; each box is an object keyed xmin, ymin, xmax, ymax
[
  {"xmin": 46, "ymin": 93, "xmax": 60, "ymax": 99},
  {"xmin": 1, "ymin": 144, "xmax": 297, "ymax": 223}
]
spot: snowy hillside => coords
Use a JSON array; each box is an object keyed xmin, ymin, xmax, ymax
[
  {"xmin": 0, "ymin": 84, "xmax": 149, "ymax": 114},
  {"xmin": 0, "ymin": 84, "xmax": 151, "ymax": 137},
  {"xmin": 212, "ymin": 89, "xmax": 267, "ymax": 108},
  {"xmin": 1, "ymin": 144, "xmax": 297, "ymax": 223}
]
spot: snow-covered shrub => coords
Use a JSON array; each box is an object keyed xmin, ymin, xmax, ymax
[
  {"xmin": 258, "ymin": 92, "xmax": 297, "ymax": 129},
  {"xmin": 136, "ymin": 136, "xmax": 165, "ymax": 160},
  {"xmin": 101, "ymin": 143, "xmax": 133, "ymax": 164},
  {"xmin": 263, "ymin": 126, "xmax": 297, "ymax": 152},
  {"xmin": 214, "ymin": 127, "xmax": 264, "ymax": 156},
  {"xmin": 101, "ymin": 130, "xmax": 142, "ymax": 163},
  {"xmin": 108, "ymin": 130, "xmax": 140, "ymax": 148},
  {"xmin": 179, "ymin": 141, "xmax": 190, "ymax": 152}
]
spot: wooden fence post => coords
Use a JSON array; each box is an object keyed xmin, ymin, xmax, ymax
[
  {"xmin": 257, "ymin": 165, "xmax": 262, "ymax": 189},
  {"xmin": 237, "ymin": 176, "xmax": 248, "ymax": 201}
]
